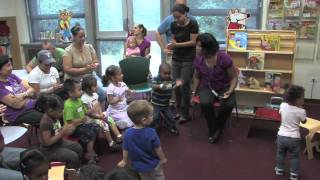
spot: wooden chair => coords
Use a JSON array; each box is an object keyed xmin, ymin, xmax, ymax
[{"xmin": 300, "ymin": 117, "xmax": 320, "ymax": 160}]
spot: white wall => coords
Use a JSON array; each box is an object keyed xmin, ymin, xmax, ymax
[
  {"xmin": 0, "ymin": 0, "xmax": 319, "ymax": 99},
  {"xmin": 0, "ymin": 0, "xmax": 30, "ymax": 65}
]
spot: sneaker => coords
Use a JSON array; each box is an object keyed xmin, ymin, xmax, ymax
[
  {"xmin": 178, "ymin": 117, "xmax": 190, "ymax": 124},
  {"xmin": 290, "ymin": 172, "xmax": 299, "ymax": 180},
  {"xmin": 274, "ymin": 167, "xmax": 284, "ymax": 176},
  {"xmin": 208, "ymin": 136, "xmax": 214, "ymax": 144},
  {"xmin": 169, "ymin": 127, "xmax": 179, "ymax": 136},
  {"xmin": 109, "ymin": 142, "xmax": 122, "ymax": 152}
]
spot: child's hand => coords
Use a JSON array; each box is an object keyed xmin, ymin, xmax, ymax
[
  {"xmin": 117, "ymin": 160, "xmax": 127, "ymax": 168},
  {"xmin": 159, "ymin": 158, "xmax": 168, "ymax": 165},
  {"xmin": 61, "ymin": 124, "xmax": 75, "ymax": 136},
  {"xmin": 99, "ymin": 113, "xmax": 106, "ymax": 120},
  {"xmin": 176, "ymin": 79, "xmax": 183, "ymax": 87}
]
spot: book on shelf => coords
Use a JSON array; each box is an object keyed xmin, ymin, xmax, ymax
[
  {"xmin": 284, "ymin": 0, "xmax": 301, "ymax": 17},
  {"xmin": 261, "ymin": 34, "xmax": 281, "ymax": 51},
  {"xmin": 228, "ymin": 32, "xmax": 248, "ymax": 51},
  {"xmin": 283, "ymin": 20, "xmax": 300, "ymax": 34},
  {"xmin": 302, "ymin": 0, "xmax": 320, "ymax": 18},
  {"xmin": 246, "ymin": 52, "xmax": 265, "ymax": 70},
  {"xmin": 264, "ymin": 72, "xmax": 283, "ymax": 93},
  {"xmin": 268, "ymin": 0, "xmax": 284, "ymax": 18},
  {"xmin": 265, "ymin": 72, "xmax": 274, "ymax": 90},
  {"xmin": 300, "ymin": 20, "xmax": 317, "ymax": 38},
  {"xmin": 267, "ymin": 19, "xmax": 283, "ymax": 30}
]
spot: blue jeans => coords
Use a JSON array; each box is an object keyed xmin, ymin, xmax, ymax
[
  {"xmin": 276, "ymin": 135, "xmax": 302, "ymax": 175},
  {"xmin": 0, "ymin": 147, "xmax": 25, "ymax": 180},
  {"xmin": 93, "ymin": 72, "xmax": 107, "ymax": 103},
  {"xmin": 151, "ymin": 105, "xmax": 176, "ymax": 129}
]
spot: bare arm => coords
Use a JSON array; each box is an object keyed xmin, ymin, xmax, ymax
[
  {"xmin": 65, "ymin": 117, "xmax": 87, "ymax": 127},
  {"xmin": 155, "ymin": 31, "xmax": 166, "ymax": 50},
  {"xmin": 41, "ymin": 129, "xmax": 64, "ymax": 147},
  {"xmin": 226, "ymin": 66, "xmax": 238, "ymax": 94},
  {"xmin": 144, "ymin": 47, "xmax": 151, "ymax": 58},
  {"xmin": 191, "ymin": 69, "xmax": 201, "ymax": 94},
  {"xmin": 25, "ymin": 60, "xmax": 37, "ymax": 73},
  {"xmin": 83, "ymin": 103, "xmax": 103, "ymax": 120},
  {"xmin": 117, "ymin": 150, "xmax": 129, "ymax": 167},
  {"xmin": 170, "ymin": 33, "xmax": 198, "ymax": 48},
  {"xmin": 155, "ymin": 146, "xmax": 167, "ymax": 164},
  {"xmin": 1, "ymin": 94, "xmax": 28, "ymax": 109}
]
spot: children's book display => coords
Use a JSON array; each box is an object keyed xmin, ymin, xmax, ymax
[
  {"xmin": 247, "ymin": 52, "xmax": 265, "ymax": 70},
  {"xmin": 228, "ymin": 32, "xmax": 248, "ymax": 50},
  {"xmin": 267, "ymin": 0, "xmax": 320, "ymax": 39},
  {"xmin": 261, "ymin": 35, "xmax": 281, "ymax": 51}
]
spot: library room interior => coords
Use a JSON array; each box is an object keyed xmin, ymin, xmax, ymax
[{"xmin": 0, "ymin": 0, "xmax": 320, "ymax": 180}]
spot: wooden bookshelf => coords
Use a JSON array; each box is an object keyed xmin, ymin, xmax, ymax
[{"xmin": 227, "ymin": 29, "xmax": 296, "ymax": 116}]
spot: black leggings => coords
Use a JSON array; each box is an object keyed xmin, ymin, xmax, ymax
[
  {"xmin": 15, "ymin": 109, "xmax": 43, "ymax": 125},
  {"xmin": 199, "ymin": 88, "xmax": 235, "ymax": 136}
]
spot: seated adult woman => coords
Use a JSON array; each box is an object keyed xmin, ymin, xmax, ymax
[
  {"xmin": 0, "ymin": 55, "xmax": 42, "ymax": 125},
  {"xmin": 192, "ymin": 33, "xmax": 238, "ymax": 144},
  {"xmin": 28, "ymin": 50, "xmax": 63, "ymax": 96},
  {"xmin": 63, "ymin": 26, "xmax": 106, "ymax": 102},
  {"xmin": 125, "ymin": 24, "xmax": 151, "ymax": 59}
]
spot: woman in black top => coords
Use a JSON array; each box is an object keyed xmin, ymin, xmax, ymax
[{"xmin": 167, "ymin": 4, "xmax": 199, "ymax": 122}]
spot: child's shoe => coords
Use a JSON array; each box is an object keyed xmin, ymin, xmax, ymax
[
  {"xmin": 290, "ymin": 172, "xmax": 299, "ymax": 180},
  {"xmin": 274, "ymin": 167, "xmax": 284, "ymax": 176},
  {"xmin": 169, "ymin": 127, "xmax": 179, "ymax": 136},
  {"xmin": 109, "ymin": 141, "xmax": 122, "ymax": 152},
  {"xmin": 116, "ymin": 134, "xmax": 123, "ymax": 143}
]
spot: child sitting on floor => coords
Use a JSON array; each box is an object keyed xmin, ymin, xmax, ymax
[
  {"xmin": 125, "ymin": 36, "xmax": 140, "ymax": 58},
  {"xmin": 151, "ymin": 63, "xmax": 182, "ymax": 135},
  {"xmin": 275, "ymin": 85, "xmax": 307, "ymax": 180},
  {"xmin": 81, "ymin": 76, "xmax": 122, "ymax": 147},
  {"xmin": 63, "ymin": 79, "xmax": 101, "ymax": 164},
  {"xmin": 118, "ymin": 100, "xmax": 167, "ymax": 180},
  {"xmin": 103, "ymin": 65, "xmax": 134, "ymax": 130},
  {"xmin": 38, "ymin": 94, "xmax": 82, "ymax": 169},
  {"xmin": 19, "ymin": 148, "xmax": 50, "ymax": 180}
]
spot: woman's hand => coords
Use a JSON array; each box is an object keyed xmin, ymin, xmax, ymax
[
  {"xmin": 222, "ymin": 90, "xmax": 233, "ymax": 99},
  {"xmin": 0, "ymin": 104, "xmax": 7, "ymax": 116},
  {"xmin": 163, "ymin": 48, "xmax": 173, "ymax": 56},
  {"xmin": 167, "ymin": 42, "xmax": 176, "ymax": 50}
]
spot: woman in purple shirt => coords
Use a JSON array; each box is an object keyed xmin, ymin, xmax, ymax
[
  {"xmin": 192, "ymin": 33, "xmax": 238, "ymax": 144},
  {"xmin": 125, "ymin": 24, "xmax": 151, "ymax": 59},
  {"xmin": 0, "ymin": 55, "xmax": 43, "ymax": 125}
]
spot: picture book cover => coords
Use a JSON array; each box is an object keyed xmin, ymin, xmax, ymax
[
  {"xmin": 302, "ymin": 0, "xmax": 320, "ymax": 18},
  {"xmin": 261, "ymin": 35, "xmax": 281, "ymax": 51},
  {"xmin": 284, "ymin": 0, "xmax": 301, "ymax": 17},
  {"xmin": 247, "ymin": 52, "xmax": 265, "ymax": 70},
  {"xmin": 272, "ymin": 73, "xmax": 282, "ymax": 93},
  {"xmin": 228, "ymin": 32, "xmax": 248, "ymax": 51},
  {"xmin": 268, "ymin": 0, "xmax": 284, "ymax": 18},
  {"xmin": 300, "ymin": 20, "xmax": 317, "ymax": 39},
  {"xmin": 265, "ymin": 72, "xmax": 274, "ymax": 91},
  {"xmin": 268, "ymin": 19, "xmax": 283, "ymax": 30}
]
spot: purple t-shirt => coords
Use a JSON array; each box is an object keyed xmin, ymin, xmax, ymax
[
  {"xmin": 138, "ymin": 38, "xmax": 151, "ymax": 57},
  {"xmin": 193, "ymin": 51, "xmax": 233, "ymax": 92},
  {"xmin": 0, "ymin": 74, "xmax": 35, "ymax": 123}
]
